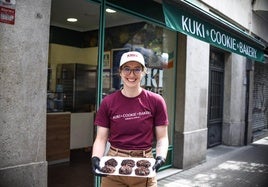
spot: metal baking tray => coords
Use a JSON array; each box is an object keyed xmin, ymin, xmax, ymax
[{"xmin": 95, "ymin": 156, "xmax": 156, "ymax": 178}]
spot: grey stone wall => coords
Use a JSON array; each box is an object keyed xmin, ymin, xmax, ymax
[
  {"xmin": 222, "ymin": 54, "xmax": 247, "ymax": 146},
  {"xmin": 0, "ymin": 0, "xmax": 51, "ymax": 186},
  {"xmin": 173, "ymin": 34, "xmax": 209, "ymax": 169}
]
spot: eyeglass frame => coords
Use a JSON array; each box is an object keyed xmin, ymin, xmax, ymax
[{"xmin": 120, "ymin": 66, "xmax": 144, "ymax": 75}]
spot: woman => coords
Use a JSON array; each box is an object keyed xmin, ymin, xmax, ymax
[{"xmin": 91, "ymin": 51, "xmax": 169, "ymax": 187}]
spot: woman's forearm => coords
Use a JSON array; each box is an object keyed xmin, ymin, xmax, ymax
[
  {"xmin": 155, "ymin": 136, "xmax": 169, "ymax": 158},
  {"xmin": 92, "ymin": 139, "xmax": 107, "ymax": 158}
]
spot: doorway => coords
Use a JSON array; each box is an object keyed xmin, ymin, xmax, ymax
[
  {"xmin": 207, "ymin": 49, "xmax": 225, "ymax": 148},
  {"xmin": 48, "ymin": 0, "xmax": 100, "ymax": 186},
  {"xmin": 48, "ymin": 1, "xmax": 177, "ymax": 186}
]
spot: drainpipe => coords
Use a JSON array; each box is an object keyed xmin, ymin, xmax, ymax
[{"xmin": 244, "ymin": 59, "xmax": 254, "ymax": 145}]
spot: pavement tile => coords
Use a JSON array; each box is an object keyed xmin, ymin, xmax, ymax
[{"xmin": 158, "ymin": 136, "xmax": 268, "ymax": 187}]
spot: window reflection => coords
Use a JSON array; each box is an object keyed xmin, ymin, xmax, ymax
[
  {"xmin": 104, "ymin": 10, "xmax": 176, "ymax": 144},
  {"xmin": 104, "ymin": 20, "xmax": 175, "ymax": 95}
]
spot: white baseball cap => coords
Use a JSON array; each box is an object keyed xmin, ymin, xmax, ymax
[{"xmin": 119, "ymin": 51, "xmax": 145, "ymax": 68}]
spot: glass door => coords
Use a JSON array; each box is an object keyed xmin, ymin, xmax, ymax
[
  {"xmin": 48, "ymin": 0, "xmax": 100, "ymax": 187},
  {"xmin": 103, "ymin": 6, "xmax": 177, "ymax": 170}
]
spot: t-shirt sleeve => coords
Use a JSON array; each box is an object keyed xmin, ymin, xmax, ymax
[{"xmin": 154, "ymin": 94, "xmax": 169, "ymax": 126}]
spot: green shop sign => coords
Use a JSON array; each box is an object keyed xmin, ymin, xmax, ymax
[{"xmin": 162, "ymin": 1, "xmax": 264, "ymax": 62}]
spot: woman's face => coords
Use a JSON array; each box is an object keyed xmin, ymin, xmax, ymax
[{"xmin": 120, "ymin": 61, "xmax": 144, "ymax": 89}]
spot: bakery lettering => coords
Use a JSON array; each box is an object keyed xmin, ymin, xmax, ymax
[
  {"xmin": 210, "ymin": 29, "xmax": 237, "ymax": 51},
  {"xmin": 180, "ymin": 15, "xmax": 258, "ymax": 59},
  {"xmin": 112, "ymin": 111, "xmax": 151, "ymax": 120},
  {"xmin": 127, "ymin": 53, "xmax": 138, "ymax": 58},
  {"xmin": 182, "ymin": 15, "xmax": 205, "ymax": 38},
  {"xmin": 210, "ymin": 29, "xmax": 257, "ymax": 58}
]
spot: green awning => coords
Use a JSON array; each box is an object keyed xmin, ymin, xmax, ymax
[{"xmin": 162, "ymin": 0, "xmax": 265, "ymax": 62}]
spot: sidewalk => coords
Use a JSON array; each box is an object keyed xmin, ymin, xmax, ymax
[{"xmin": 157, "ymin": 136, "xmax": 268, "ymax": 187}]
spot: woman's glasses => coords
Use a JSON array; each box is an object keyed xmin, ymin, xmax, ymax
[{"xmin": 121, "ymin": 67, "xmax": 142, "ymax": 75}]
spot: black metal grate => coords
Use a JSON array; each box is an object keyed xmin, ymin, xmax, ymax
[
  {"xmin": 208, "ymin": 50, "xmax": 224, "ymax": 148},
  {"xmin": 208, "ymin": 70, "xmax": 224, "ymax": 120},
  {"xmin": 252, "ymin": 63, "xmax": 268, "ymax": 132}
]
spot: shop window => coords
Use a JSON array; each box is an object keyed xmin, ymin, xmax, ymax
[{"xmin": 104, "ymin": 9, "xmax": 176, "ymax": 148}]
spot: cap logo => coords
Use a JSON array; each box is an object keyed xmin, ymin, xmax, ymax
[{"xmin": 127, "ymin": 54, "xmax": 138, "ymax": 58}]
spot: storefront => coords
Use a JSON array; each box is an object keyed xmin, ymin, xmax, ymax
[
  {"xmin": 48, "ymin": 1, "xmax": 177, "ymax": 186},
  {"xmin": 1, "ymin": 0, "xmax": 267, "ymax": 186},
  {"xmin": 47, "ymin": 0, "xmax": 266, "ymax": 186}
]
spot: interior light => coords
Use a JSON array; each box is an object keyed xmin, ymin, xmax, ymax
[
  {"xmin": 106, "ymin": 8, "xmax": 116, "ymax": 13},
  {"xmin": 67, "ymin": 18, "xmax": 78, "ymax": 22}
]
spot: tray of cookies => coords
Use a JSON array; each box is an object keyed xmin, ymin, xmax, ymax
[{"xmin": 95, "ymin": 156, "xmax": 156, "ymax": 177}]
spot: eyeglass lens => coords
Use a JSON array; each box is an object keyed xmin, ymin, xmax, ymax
[{"xmin": 122, "ymin": 67, "xmax": 142, "ymax": 75}]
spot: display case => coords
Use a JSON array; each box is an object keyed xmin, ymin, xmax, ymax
[{"xmin": 57, "ymin": 63, "xmax": 97, "ymax": 112}]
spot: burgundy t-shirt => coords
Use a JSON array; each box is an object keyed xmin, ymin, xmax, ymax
[{"xmin": 94, "ymin": 89, "xmax": 169, "ymax": 150}]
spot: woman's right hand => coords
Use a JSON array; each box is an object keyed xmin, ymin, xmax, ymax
[{"xmin": 91, "ymin": 156, "xmax": 107, "ymax": 177}]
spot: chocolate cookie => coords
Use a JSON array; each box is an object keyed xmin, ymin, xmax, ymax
[
  {"xmin": 105, "ymin": 158, "xmax": 118, "ymax": 167},
  {"xmin": 136, "ymin": 159, "xmax": 151, "ymax": 168},
  {"xmin": 135, "ymin": 166, "xmax": 150, "ymax": 176},
  {"xmin": 121, "ymin": 159, "xmax": 135, "ymax": 167},
  {"xmin": 100, "ymin": 165, "xmax": 116, "ymax": 173},
  {"xmin": 119, "ymin": 165, "xmax": 132, "ymax": 175}
]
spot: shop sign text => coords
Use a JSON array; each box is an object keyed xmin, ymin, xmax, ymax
[
  {"xmin": 163, "ymin": 1, "xmax": 264, "ymax": 62},
  {"xmin": 181, "ymin": 15, "xmax": 257, "ymax": 59}
]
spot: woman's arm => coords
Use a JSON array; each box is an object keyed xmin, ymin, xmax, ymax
[
  {"xmin": 155, "ymin": 125, "xmax": 169, "ymax": 158},
  {"xmin": 153, "ymin": 125, "xmax": 169, "ymax": 171},
  {"xmin": 91, "ymin": 126, "xmax": 109, "ymax": 158}
]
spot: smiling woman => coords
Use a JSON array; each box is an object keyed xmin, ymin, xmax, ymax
[{"xmin": 91, "ymin": 50, "xmax": 169, "ymax": 187}]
